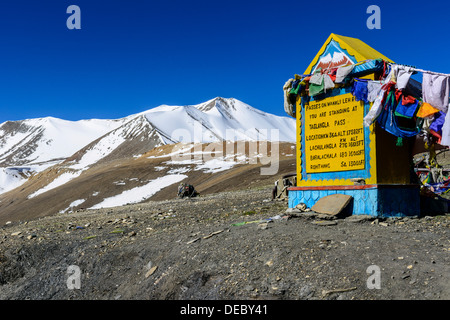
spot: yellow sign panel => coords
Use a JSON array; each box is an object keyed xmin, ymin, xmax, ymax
[{"xmin": 304, "ymin": 93, "xmax": 365, "ymax": 173}]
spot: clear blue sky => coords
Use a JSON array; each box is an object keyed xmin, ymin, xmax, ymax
[{"xmin": 1, "ymin": 0, "xmax": 450, "ymax": 123}]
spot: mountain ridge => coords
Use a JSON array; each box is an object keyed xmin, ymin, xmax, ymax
[{"xmin": 0, "ymin": 97, "xmax": 296, "ymax": 223}]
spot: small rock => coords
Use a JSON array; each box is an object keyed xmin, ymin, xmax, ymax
[
  {"xmin": 145, "ymin": 266, "xmax": 158, "ymax": 278},
  {"xmin": 128, "ymin": 231, "xmax": 137, "ymax": 237},
  {"xmin": 286, "ymin": 208, "xmax": 302, "ymax": 215},
  {"xmin": 346, "ymin": 215, "xmax": 373, "ymax": 223},
  {"xmin": 317, "ymin": 213, "xmax": 337, "ymax": 220},
  {"xmin": 186, "ymin": 237, "xmax": 200, "ymax": 244},
  {"xmin": 258, "ymin": 223, "xmax": 269, "ymax": 230},
  {"xmin": 311, "ymin": 220, "xmax": 337, "ymax": 226},
  {"xmin": 11, "ymin": 231, "xmax": 21, "ymax": 236}
]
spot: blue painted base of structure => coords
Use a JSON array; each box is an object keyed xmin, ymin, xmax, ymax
[{"xmin": 288, "ymin": 184, "xmax": 420, "ymax": 218}]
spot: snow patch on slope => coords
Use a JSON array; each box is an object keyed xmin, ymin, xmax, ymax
[
  {"xmin": 89, "ymin": 174, "xmax": 187, "ymax": 209},
  {"xmin": 68, "ymin": 130, "xmax": 127, "ymax": 170},
  {"xmin": 27, "ymin": 171, "xmax": 82, "ymax": 199},
  {"xmin": 0, "ymin": 167, "xmax": 34, "ymax": 194}
]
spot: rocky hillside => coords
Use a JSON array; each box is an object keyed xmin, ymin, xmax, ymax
[
  {"xmin": 0, "ymin": 141, "xmax": 296, "ymax": 225},
  {"xmin": 0, "ymin": 184, "xmax": 448, "ymax": 303}
]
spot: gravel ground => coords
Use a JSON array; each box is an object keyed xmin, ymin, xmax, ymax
[{"xmin": 0, "ymin": 186, "xmax": 449, "ymax": 302}]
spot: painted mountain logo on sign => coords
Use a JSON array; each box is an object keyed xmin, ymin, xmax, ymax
[{"xmin": 311, "ymin": 39, "xmax": 357, "ymax": 73}]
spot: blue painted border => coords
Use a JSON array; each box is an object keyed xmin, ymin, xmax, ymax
[{"xmin": 288, "ymin": 186, "xmax": 420, "ymax": 217}]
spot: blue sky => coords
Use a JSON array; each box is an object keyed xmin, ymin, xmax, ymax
[{"xmin": 1, "ymin": 0, "xmax": 450, "ymax": 123}]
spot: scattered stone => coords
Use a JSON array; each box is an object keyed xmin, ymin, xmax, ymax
[
  {"xmin": 145, "ymin": 266, "xmax": 158, "ymax": 278},
  {"xmin": 203, "ymin": 229, "xmax": 224, "ymax": 239},
  {"xmin": 11, "ymin": 231, "xmax": 21, "ymax": 236},
  {"xmin": 285, "ymin": 208, "xmax": 302, "ymax": 215},
  {"xmin": 186, "ymin": 237, "xmax": 200, "ymax": 244},
  {"xmin": 258, "ymin": 223, "xmax": 269, "ymax": 230},
  {"xmin": 265, "ymin": 260, "xmax": 274, "ymax": 267},
  {"xmin": 322, "ymin": 286, "xmax": 357, "ymax": 298},
  {"xmin": 298, "ymin": 285, "xmax": 314, "ymax": 299},
  {"xmin": 316, "ymin": 213, "xmax": 337, "ymax": 220},
  {"xmin": 311, "ymin": 220, "xmax": 338, "ymax": 226},
  {"xmin": 345, "ymin": 214, "xmax": 374, "ymax": 223},
  {"xmin": 296, "ymin": 203, "xmax": 313, "ymax": 213}
]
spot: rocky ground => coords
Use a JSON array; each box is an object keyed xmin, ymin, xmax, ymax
[{"xmin": 0, "ymin": 184, "xmax": 449, "ymax": 304}]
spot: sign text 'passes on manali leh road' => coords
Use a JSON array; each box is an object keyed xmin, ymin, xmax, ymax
[{"xmin": 304, "ymin": 93, "xmax": 365, "ymax": 173}]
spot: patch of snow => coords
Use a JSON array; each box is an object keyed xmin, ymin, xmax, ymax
[
  {"xmin": 89, "ymin": 174, "xmax": 187, "ymax": 209},
  {"xmin": 0, "ymin": 163, "xmax": 56, "ymax": 195},
  {"xmin": 195, "ymin": 159, "xmax": 236, "ymax": 173},
  {"xmin": 0, "ymin": 167, "xmax": 33, "ymax": 194},
  {"xmin": 59, "ymin": 199, "xmax": 86, "ymax": 214},
  {"xmin": 69, "ymin": 199, "xmax": 85, "ymax": 207},
  {"xmin": 167, "ymin": 167, "xmax": 190, "ymax": 174},
  {"xmin": 147, "ymin": 144, "xmax": 195, "ymax": 159},
  {"xmin": 28, "ymin": 171, "xmax": 82, "ymax": 199},
  {"xmin": 69, "ymin": 130, "xmax": 127, "ymax": 170}
]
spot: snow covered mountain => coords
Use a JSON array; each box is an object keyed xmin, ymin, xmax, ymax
[
  {"xmin": 0, "ymin": 97, "xmax": 296, "ymax": 223},
  {"xmin": 0, "ymin": 116, "xmax": 130, "ymax": 194},
  {"xmin": 0, "ymin": 117, "xmax": 130, "ymax": 167},
  {"xmin": 141, "ymin": 97, "xmax": 295, "ymax": 144},
  {"xmin": 0, "ymin": 97, "xmax": 294, "ymax": 172}
]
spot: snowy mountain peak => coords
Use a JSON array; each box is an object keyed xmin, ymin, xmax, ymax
[
  {"xmin": 194, "ymin": 97, "xmax": 256, "ymax": 114},
  {"xmin": 139, "ymin": 97, "xmax": 294, "ymax": 145}
]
